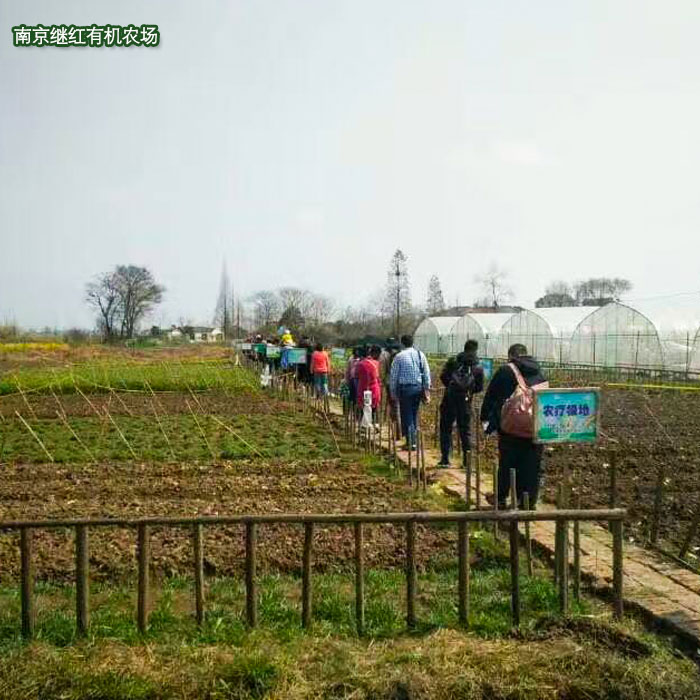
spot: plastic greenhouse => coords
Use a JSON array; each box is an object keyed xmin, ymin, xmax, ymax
[
  {"xmin": 413, "ymin": 316, "xmax": 460, "ymax": 355},
  {"xmin": 496, "ymin": 307, "xmax": 599, "ymax": 362},
  {"xmin": 449, "ymin": 312, "xmax": 515, "ymax": 358},
  {"xmin": 568, "ymin": 299, "xmax": 700, "ymax": 371}
]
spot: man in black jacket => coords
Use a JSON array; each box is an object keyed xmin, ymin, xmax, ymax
[
  {"xmin": 437, "ymin": 340, "xmax": 484, "ymax": 468},
  {"xmin": 480, "ymin": 343, "xmax": 547, "ymax": 508}
]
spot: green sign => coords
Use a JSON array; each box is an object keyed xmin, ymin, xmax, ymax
[
  {"xmin": 287, "ymin": 347, "xmax": 307, "ymax": 364},
  {"xmin": 331, "ymin": 347, "xmax": 346, "ymax": 361},
  {"xmin": 254, "ymin": 343, "xmax": 266, "ymax": 355},
  {"xmin": 266, "ymin": 344, "xmax": 281, "ymax": 359},
  {"xmin": 533, "ymin": 387, "xmax": 600, "ymax": 444}
]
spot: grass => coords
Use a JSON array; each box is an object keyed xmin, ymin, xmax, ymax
[
  {"xmin": 0, "ymin": 359, "xmax": 257, "ymax": 395},
  {"xmin": 0, "ymin": 541, "xmax": 697, "ymax": 699},
  {"xmin": 0, "ymin": 411, "xmax": 339, "ymax": 463}
]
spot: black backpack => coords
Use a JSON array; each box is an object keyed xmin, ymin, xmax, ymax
[{"xmin": 448, "ymin": 361, "xmax": 475, "ymax": 395}]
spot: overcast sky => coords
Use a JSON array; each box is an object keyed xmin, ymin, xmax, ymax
[{"xmin": 2, "ymin": 0, "xmax": 700, "ymax": 329}]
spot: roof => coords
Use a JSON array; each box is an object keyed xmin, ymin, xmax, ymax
[
  {"xmin": 528, "ymin": 307, "xmax": 599, "ymax": 336},
  {"xmin": 465, "ymin": 312, "xmax": 515, "ymax": 334},
  {"xmin": 425, "ymin": 316, "xmax": 460, "ymax": 335},
  {"xmin": 616, "ymin": 297, "xmax": 700, "ymax": 336}
]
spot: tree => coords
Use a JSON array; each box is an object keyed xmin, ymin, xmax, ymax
[
  {"xmin": 474, "ymin": 263, "xmax": 513, "ymax": 309},
  {"xmin": 426, "ymin": 275, "xmax": 445, "ymax": 315},
  {"xmin": 250, "ymin": 290, "xmax": 280, "ymax": 331},
  {"xmin": 383, "ymin": 249, "xmax": 412, "ymax": 336},
  {"xmin": 574, "ymin": 278, "xmax": 632, "ymax": 306},
  {"xmin": 535, "ymin": 281, "xmax": 576, "ymax": 308},
  {"xmin": 85, "ymin": 271, "xmax": 121, "ymax": 338},
  {"xmin": 85, "ymin": 266, "xmax": 164, "ymax": 340},
  {"xmin": 213, "ymin": 264, "xmax": 235, "ymax": 339}
]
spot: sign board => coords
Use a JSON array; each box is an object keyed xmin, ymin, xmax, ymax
[
  {"xmin": 254, "ymin": 343, "xmax": 266, "ymax": 355},
  {"xmin": 266, "ymin": 344, "xmax": 281, "ymax": 359},
  {"xmin": 287, "ymin": 347, "xmax": 307, "ymax": 365},
  {"xmin": 331, "ymin": 347, "xmax": 346, "ymax": 361},
  {"xmin": 241, "ymin": 342, "xmax": 252, "ymax": 351},
  {"xmin": 479, "ymin": 358, "xmax": 494, "ymax": 382},
  {"xmin": 533, "ymin": 387, "xmax": 600, "ymax": 444}
]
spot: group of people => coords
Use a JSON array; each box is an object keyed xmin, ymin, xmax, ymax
[
  {"xmin": 249, "ymin": 327, "xmax": 548, "ymax": 509},
  {"xmin": 436, "ymin": 339, "xmax": 548, "ymax": 508}
]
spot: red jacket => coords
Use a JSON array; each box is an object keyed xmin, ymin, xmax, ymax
[
  {"xmin": 356, "ymin": 358, "xmax": 381, "ymax": 408},
  {"xmin": 311, "ymin": 350, "xmax": 330, "ymax": 374}
]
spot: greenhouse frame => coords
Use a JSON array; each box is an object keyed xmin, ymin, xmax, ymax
[
  {"xmin": 496, "ymin": 307, "xmax": 598, "ymax": 362},
  {"xmin": 568, "ymin": 299, "xmax": 700, "ymax": 372},
  {"xmin": 413, "ymin": 316, "xmax": 460, "ymax": 355},
  {"xmin": 449, "ymin": 312, "xmax": 515, "ymax": 358}
]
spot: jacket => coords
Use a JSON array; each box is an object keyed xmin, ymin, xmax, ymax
[
  {"xmin": 479, "ymin": 356, "xmax": 546, "ymax": 435},
  {"xmin": 439, "ymin": 351, "xmax": 485, "ymax": 397}
]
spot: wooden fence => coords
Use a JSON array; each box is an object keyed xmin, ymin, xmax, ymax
[{"xmin": 4, "ymin": 507, "xmax": 625, "ymax": 640}]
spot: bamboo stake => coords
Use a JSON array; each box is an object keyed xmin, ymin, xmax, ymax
[
  {"xmin": 185, "ymin": 399, "xmax": 216, "ymax": 461},
  {"xmin": 150, "ymin": 399, "xmax": 176, "ymax": 461},
  {"xmin": 14, "ymin": 376, "xmax": 37, "ymax": 421},
  {"xmin": 523, "ymin": 492, "xmax": 533, "ymax": 577},
  {"xmin": 15, "ymin": 411, "xmax": 54, "ymax": 462},
  {"xmin": 56, "ymin": 410, "xmax": 96, "ymax": 463},
  {"xmin": 210, "ymin": 415, "xmax": 264, "ymax": 458},
  {"xmin": 104, "ymin": 407, "xmax": 138, "ymax": 460}
]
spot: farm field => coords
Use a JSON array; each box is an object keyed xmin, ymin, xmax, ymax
[
  {"xmin": 0, "ymin": 346, "xmax": 698, "ymax": 698},
  {"xmin": 423, "ymin": 358, "xmax": 700, "ymax": 562}
]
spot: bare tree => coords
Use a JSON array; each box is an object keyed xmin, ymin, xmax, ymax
[
  {"xmin": 86, "ymin": 266, "xmax": 164, "ymax": 340},
  {"xmin": 213, "ymin": 264, "xmax": 235, "ymax": 339},
  {"xmin": 85, "ymin": 271, "xmax": 121, "ymax": 338},
  {"xmin": 114, "ymin": 265, "xmax": 165, "ymax": 339},
  {"xmin": 474, "ymin": 263, "xmax": 513, "ymax": 309},
  {"xmin": 383, "ymin": 249, "xmax": 412, "ymax": 336},
  {"xmin": 426, "ymin": 274, "xmax": 445, "ymax": 314},
  {"xmin": 250, "ymin": 290, "xmax": 280, "ymax": 331},
  {"xmin": 307, "ymin": 294, "xmax": 335, "ymax": 326}
]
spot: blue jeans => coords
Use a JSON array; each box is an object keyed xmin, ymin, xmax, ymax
[
  {"xmin": 314, "ymin": 373, "xmax": 329, "ymax": 396},
  {"xmin": 397, "ymin": 384, "xmax": 422, "ymax": 447}
]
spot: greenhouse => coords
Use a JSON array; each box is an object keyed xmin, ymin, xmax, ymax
[
  {"xmin": 568, "ymin": 299, "xmax": 700, "ymax": 371},
  {"xmin": 413, "ymin": 316, "xmax": 460, "ymax": 355},
  {"xmin": 449, "ymin": 312, "xmax": 515, "ymax": 358},
  {"xmin": 495, "ymin": 307, "xmax": 598, "ymax": 362}
]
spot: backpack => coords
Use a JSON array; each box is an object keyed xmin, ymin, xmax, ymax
[
  {"xmin": 500, "ymin": 363, "xmax": 549, "ymax": 438},
  {"xmin": 448, "ymin": 361, "xmax": 475, "ymax": 395}
]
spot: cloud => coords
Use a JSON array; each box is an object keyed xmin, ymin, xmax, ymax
[{"xmin": 493, "ymin": 141, "xmax": 547, "ymax": 165}]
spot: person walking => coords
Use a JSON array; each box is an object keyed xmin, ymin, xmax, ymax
[
  {"xmin": 437, "ymin": 339, "xmax": 484, "ymax": 468},
  {"xmin": 389, "ymin": 334, "xmax": 431, "ymax": 450},
  {"xmin": 357, "ymin": 345, "xmax": 382, "ymax": 422},
  {"xmin": 480, "ymin": 343, "xmax": 548, "ymax": 508},
  {"xmin": 310, "ymin": 343, "xmax": 330, "ymax": 397}
]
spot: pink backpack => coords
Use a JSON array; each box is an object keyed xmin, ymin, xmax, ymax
[{"xmin": 500, "ymin": 363, "xmax": 549, "ymax": 439}]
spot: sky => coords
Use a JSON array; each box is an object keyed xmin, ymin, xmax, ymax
[{"xmin": 1, "ymin": 0, "xmax": 700, "ymax": 329}]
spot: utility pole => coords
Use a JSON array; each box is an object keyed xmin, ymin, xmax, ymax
[{"xmin": 395, "ymin": 260, "xmax": 401, "ymax": 338}]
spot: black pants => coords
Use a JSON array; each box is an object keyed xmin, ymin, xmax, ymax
[
  {"xmin": 497, "ymin": 433, "xmax": 544, "ymax": 508},
  {"xmin": 439, "ymin": 393, "xmax": 471, "ymax": 463}
]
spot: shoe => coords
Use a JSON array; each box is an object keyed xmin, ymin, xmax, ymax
[{"xmin": 436, "ymin": 461, "xmax": 450, "ymax": 469}]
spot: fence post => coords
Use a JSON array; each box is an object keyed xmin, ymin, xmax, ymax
[
  {"xmin": 245, "ymin": 521, "xmax": 258, "ymax": 628},
  {"xmin": 509, "ymin": 469, "xmax": 520, "ymax": 628},
  {"xmin": 492, "ymin": 460, "xmax": 499, "ymax": 539},
  {"xmin": 354, "ymin": 522, "xmax": 365, "ymax": 636},
  {"xmin": 612, "ymin": 519, "xmax": 624, "ymax": 619},
  {"xmin": 193, "ymin": 523, "xmax": 204, "ymax": 626},
  {"xmin": 20, "ymin": 527, "xmax": 34, "ymax": 640},
  {"xmin": 75, "ymin": 525, "xmax": 89, "ymax": 636},
  {"xmin": 405, "ymin": 520, "xmax": 417, "ymax": 629},
  {"xmin": 650, "ymin": 463, "xmax": 665, "ymax": 545},
  {"xmin": 137, "ymin": 523, "xmax": 150, "ymax": 634},
  {"xmin": 302, "ymin": 523, "xmax": 314, "ymax": 628},
  {"xmin": 573, "ymin": 495, "xmax": 581, "ymax": 602},
  {"xmin": 458, "ymin": 520, "xmax": 470, "ymax": 627},
  {"xmin": 523, "ymin": 493, "xmax": 533, "ymax": 577}
]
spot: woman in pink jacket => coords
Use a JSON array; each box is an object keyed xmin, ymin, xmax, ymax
[{"xmin": 356, "ymin": 345, "xmax": 382, "ymax": 420}]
